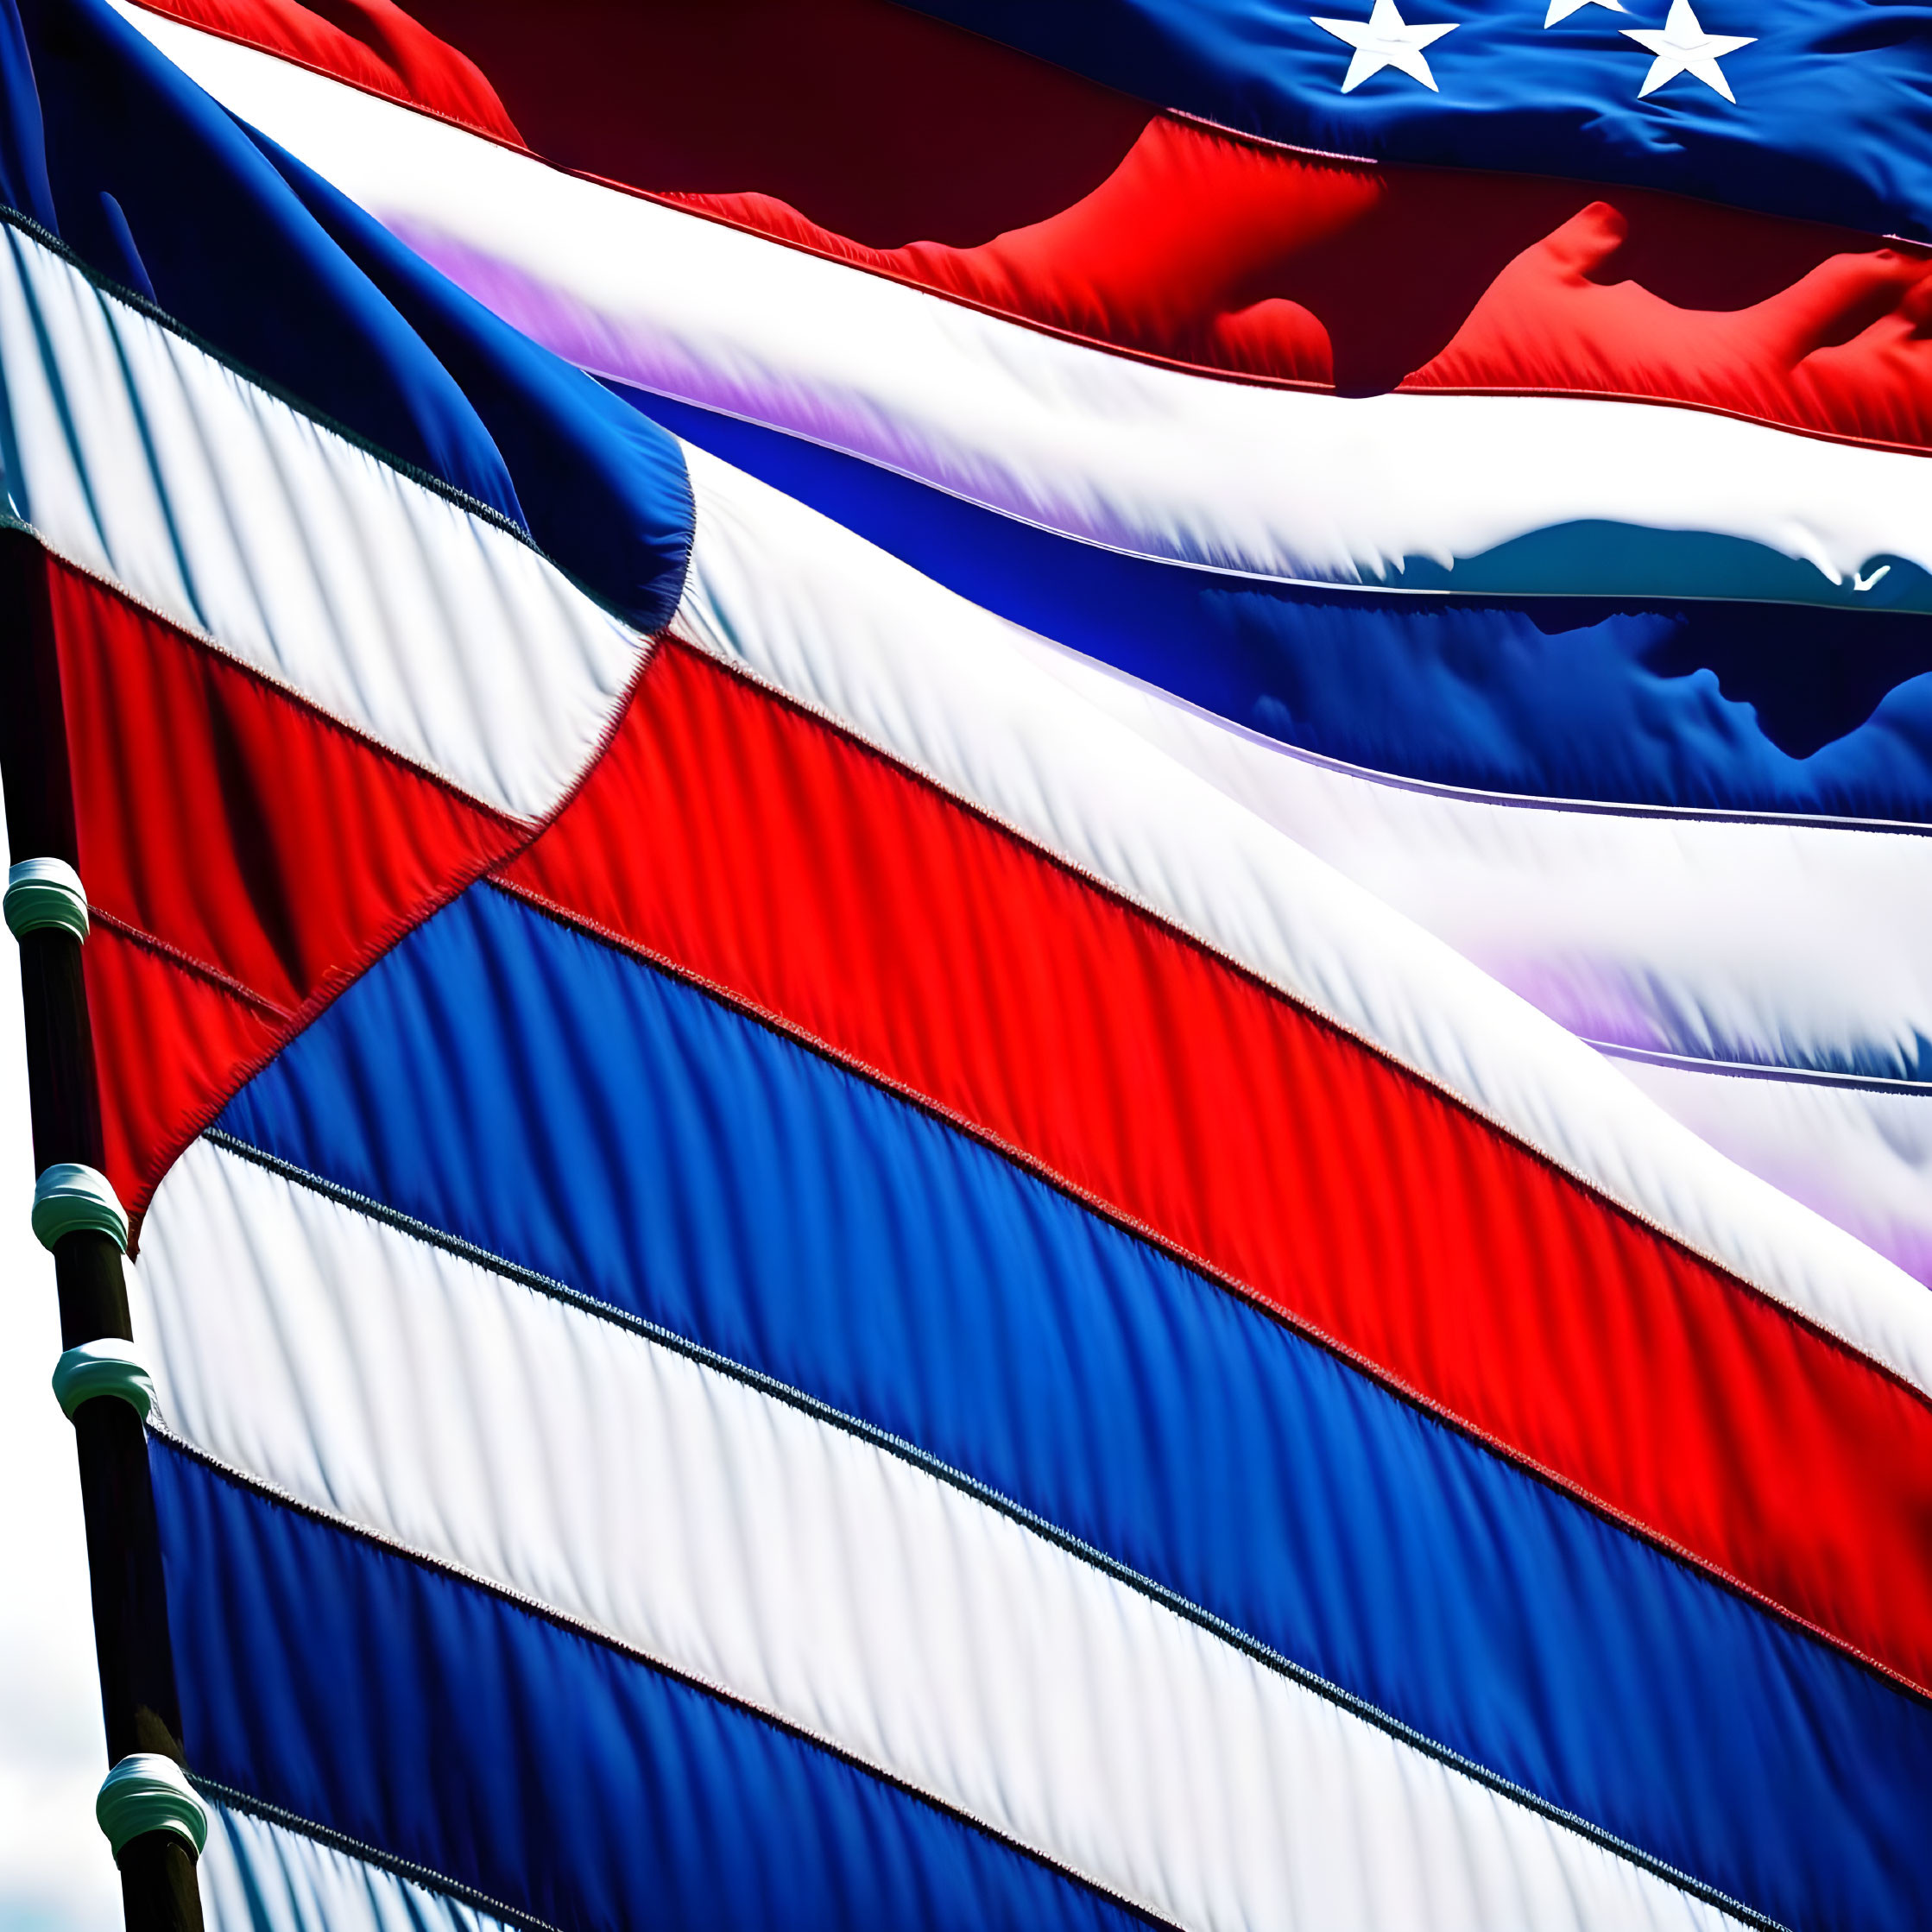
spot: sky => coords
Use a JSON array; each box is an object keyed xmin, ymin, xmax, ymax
[{"xmin": 0, "ymin": 814, "xmax": 128, "ymax": 1932}]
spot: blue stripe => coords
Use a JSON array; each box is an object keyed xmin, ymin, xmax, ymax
[
  {"xmin": 5, "ymin": 0, "xmax": 691, "ymax": 632},
  {"xmin": 246, "ymin": 137, "xmax": 691, "ymax": 633},
  {"xmin": 628, "ymin": 386, "xmax": 1932, "ymax": 826},
  {"xmin": 151, "ymin": 1443, "xmax": 1146, "ymax": 1932},
  {"xmin": 903, "ymin": 0, "xmax": 1932, "ymax": 243},
  {"xmin": 213, "ymin": 881, "xmax": 1932, "ymax": 1931}
]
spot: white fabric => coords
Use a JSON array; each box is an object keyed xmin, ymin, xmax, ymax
[
  {"xmin": 94, "ymin": 1752, "xmax": 208, "ymax": 1857},
  {"xmin": 202, "ymin": 1802, "xmax": 510, "ymax": 1932},
  {"xmin": 1008, "ymin": 630, "xmax": 1932, "ymax": 1279},
  {"xmin": 139, "ymin": 1138, "xmax": 1741, "ymax": 1932},
  {"xmin": 670, "ymin": 445, "xmax": 1932, "ymax": 1393},
  {"xmin": 1605, "ymin": 1054, "xmax": 1932, "ymax": 1291},
  {"xmin": 1017, "ymin": 629, "xmax": 1932, "ymax": 1082},
  {"xmin": 0, "ymin": 223, "xmax": 639, "ymax": 822},
  {"xmin": 117, "ymin": 3, "xmax": 1932, "ymax": 610}
]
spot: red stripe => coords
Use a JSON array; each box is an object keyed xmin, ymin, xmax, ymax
[
  {"xmin": 500, "ymin": 637, "xmax": 1932, "ymax": 1696},
  {"xmin": 42, "ymin": 557, "xmax": 524, "ymax": 1211},
  {"xmin": 83, "ymin": 924, "xmax": 281, "ymax": 1220},
  {"xmin": 132, "ymin": 0, "xmax": 1932, "ymax": 452},
  {"xmin": 127, "ymin": 0, "xmax": 525, "ymax": 146},
  {"xmin": 157, "ymin": 0, "xmax": 1159, "ymax": 251},
  {"xmin": 669, "ymin": 122, "xmax": 1932, "ymax": 455}
]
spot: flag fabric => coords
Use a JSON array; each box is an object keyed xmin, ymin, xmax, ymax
[
  {"xmin": 900, "ymin": 0, "xmax": 1932, "ymax": 238},
  {"xmin": 2, "ymin": 3, "xmax": 1929, "ymax": 1929}
]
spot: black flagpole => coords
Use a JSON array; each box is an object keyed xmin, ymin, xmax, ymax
[{"xmin": 1, "ymin": 533, "xmax": 206, "ymax": 1932}]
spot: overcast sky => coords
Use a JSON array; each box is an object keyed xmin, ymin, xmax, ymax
[{"xmin": 1, "ymin": 816, "xmax": 127, "ymax": 1932}]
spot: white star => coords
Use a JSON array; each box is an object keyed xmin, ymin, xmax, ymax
[
  {"xmin": 1544, "ymin": 0, "xmax": 1626, "ymax": 25},
  {"xmin": 1311, "ymin": 0, "xmax": 1460, "ymax": 92},
  {"xmin": 1621, "ymin": 0, "xmax": 1755, "ymax": 100}
]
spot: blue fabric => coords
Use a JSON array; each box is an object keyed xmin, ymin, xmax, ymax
[
  {"xmin": 906, "ymin": 0, "xmax": 1932, "ymax": 240},
  {"xmin": 3, "ymin": 0, "xmax": 691, "ymax": 630},
  {"xmin": 152, "ymin": 1445, "xmax": 1140, "ymax": 1932},
  {"xmin": 214, "ymin": 882, "xmax": 1932, "ymax": 1932},
  {"xmin": 0, "ymin": 3, "xmax": 52, "ymax": 233},
  {"xmin": 92, "ymin": 189, "xmax": 153, "ymax": 303},
  {"xmin": 15, "ymin": 0, "xmax": 520, "ymax": 522},
  {"xmin": 631, "ymin": 388, "xmax": 1932, "ymax": 824},
  {"xmin": 247, "ymin": 136, "xmax": 690, "ymax": 633}
]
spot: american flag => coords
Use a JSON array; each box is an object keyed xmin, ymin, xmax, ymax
[{"xmin": 2, "ymin": 3, "xmax": 1928, "ymax": 1929}]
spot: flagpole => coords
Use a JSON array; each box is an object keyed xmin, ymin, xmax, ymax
[{"xmin": 1, "ymin": 534, "xmax": 206, "ymax": 1932}]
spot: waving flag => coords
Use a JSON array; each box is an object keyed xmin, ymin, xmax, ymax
[{"xmin": 3, "ymin": 3, "xmax": 1929, "ymax": 1930}]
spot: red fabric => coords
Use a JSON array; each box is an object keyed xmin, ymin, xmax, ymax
[
  {"xmin": 129, "ymin": 0, "xmax": 1932, "ymax": 446},
  {"xmin": 83, "ymin": 923, "xmax": 281, "ymax": 1222},
  {"xmin": 46, "ymin": 559, "xmax": 524, "ymax": 1208},
  {"xmin": 502, "ymin": 639, "xmax": 1932, "ymax": 1697},
  {"xmin": 1412, "ymin": 198, "xmax": 1932, "ymax": 444},
  {"xmin": 129, "ymin": 0, "xmax": 524, "ymax": 145},
  {"xmin": 363, "ymin": 0, "xmax": 1155, "ymax": 251}
]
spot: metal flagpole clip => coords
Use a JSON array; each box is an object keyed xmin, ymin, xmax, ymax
[
  {"xmin": 53, "ymin": 1339, "xmax": 155, "ymax": 1424},
  {"xmin": 32, "ymin": 1163, "xmax": 129, "ymax": 1253},
  {"xmin": 94, "ymin": 1753, "xmax": 209, "ymax": 1860},
  {"xmin": 3, "ymin": 856, "xmax": 90, "ymax": 942}
]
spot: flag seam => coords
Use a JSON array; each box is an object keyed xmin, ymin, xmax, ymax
[
  {"xmin": 621, "ymin": 373, "xmax": 1926, "ymax": 609},
  {"xmin": 1014, "ymin": 624, "xmax": 1932, "ymax": 835},
  {"xmin": 182, "ymin": 1122, "xmax": 1803, "ymax": 1923},
  {"xmin": 109, "ymin": 637, "xmax": 666, "ymax": 1241},
  {"xmin": 0, "ymin": 202, "xmax": 683, "ymax": 634},
  {"xmin": 0, "ymin": 203, "xmax": 531, "ymax": 545},
  {"xmin": 88, "ymin": 908, "xmax": 294, "ymax": 1021},
  {"xmin": 191, "ymin": 1778, "xmax": 561, "ymax": 1932},
  {"xmin": 116, "ymin": 8, "xmax": 1932, "ymax": 464},
  {"xmin": 0, "ymin": 523, "xmax": 571, "ymax": 830},
  {"xmin": 659, "ymin": 629, "xmax": 1932, "ymax": 1415},
  {"xmin": 483, "ymin": 870, "xmax": 1932, "ymax": 1709}
]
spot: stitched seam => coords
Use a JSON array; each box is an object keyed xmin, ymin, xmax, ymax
[
  {"xmin": 647, "ymin": 194, "xmax": 1932, "ymax": 464},
  {"xmin": 29, "ymin": 541, "xmax": 540, "ymax": 825},
  {"xmin": 0, "ymin": 203, "xmax": 682, "ymax": 634},
  {"xmin": 37, "ymin": 537, "xmax": 539, "ymax": 1044},
  {"xmin": 1020, "ymin": 629, "xmax": 1932, "ymax": 835},
  {"xmin": 654, "ymin": 628, "xmax": 1932, "ymax": 1413},
  {"xmin": 115, "ymin": 4, "xmax": 1932, "ymax": 466},
  {"xmin": 88, "ymin": 910, "xmax": 293, "ymax": 1020},
  {"xmin": 148, "ymin": 1249, "xmax": 1778, "ymax": 1930},
  {"xmin": 0, "ymin": 205, "xmax": 528, "ymax": 544},
  {"xmin": 112, "ymin": 3, "xmax": 538, "ymax": 156},
  {"xmin": 117, "ymin": 636, "xmax": 664, "ymax": 1245},
  {"xmin": 634, "ymin": 371, "xmax": 1929, "ymax": 623},
  {"xmin": 191, "ymin": 1778, "xmax": 559, "ymax": 1932},
  {"xmin": 154, "ymin": 1428, "xmax": 1180, "ymax": 1931},
  {"xmin": 482, "ymin": 872, "xmax": 1932, "ymax": 1709},
  {"xmin": 9, "ymin": 527, "xmax": 563, "ymax": 821}
]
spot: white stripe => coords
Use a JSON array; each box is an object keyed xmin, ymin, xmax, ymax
[
  {"xmin": 202, "ymin": 1801, "xmax": 510, "ymax": 1932},
  {"xmin": 137, "ymin": 1137, "xmax": 1741, "ymax": 1932},
  {"xmin": 0, "ymin": 223, "xmax": 640, "ymax": 822},
  {"xmin": 669, "ymin": 443, "xmax": 1932, "ymax": 1393},
  {"xmin": 1007, "ymin": 630, "xmax": 1932, "ymax": 1277},
  {"xmin": 1603, "ymin": 1056, "xmax": 1932, "ymax": 1290},
  {"xmin": 112, "ymin": 0, "xmax": 1932, "ymax": 1361},
  {"xmin": 1018, "ymin": 628, "xmax": 1932, "ymax": 1084},
  {"xmin": 119, "ymin": 3, "xmax": 1932, "ymax": 610}
]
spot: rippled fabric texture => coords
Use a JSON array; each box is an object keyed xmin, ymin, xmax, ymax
[
  {"xmin": 906, "ymin": 0, "xmax": 1932, "ymax": 239},
  {"xmin": 3, "ymin": 4, "xmax": 1929, "ymax": 1932}
]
